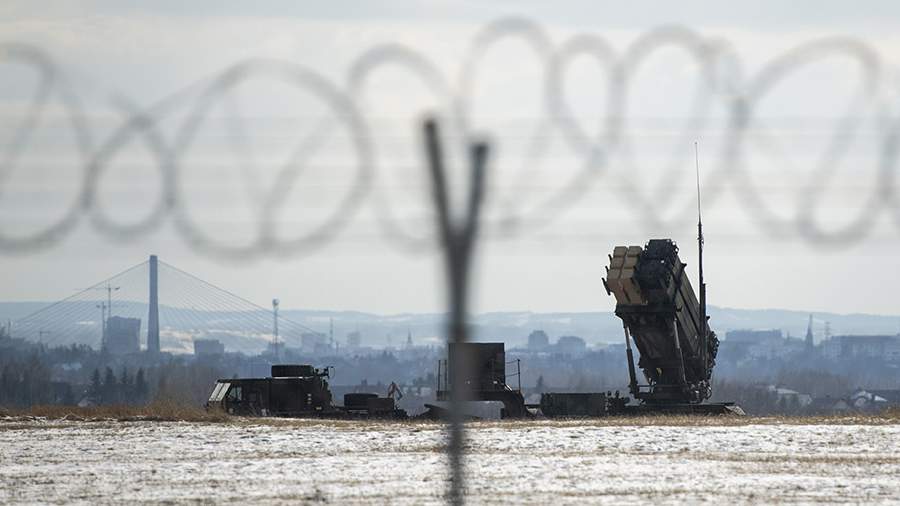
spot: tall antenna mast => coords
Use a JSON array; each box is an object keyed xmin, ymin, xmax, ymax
[{"xmin": 695, "ymin": 141, "xmax": 708, "ymax": 380}]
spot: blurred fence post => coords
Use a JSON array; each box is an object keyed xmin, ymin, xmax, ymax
[{"xmin": 423, "ymin": 116, "xmax": 489, "ymax": 505}]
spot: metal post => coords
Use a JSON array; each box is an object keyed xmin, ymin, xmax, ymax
[
  {"xmin": 623, "ymin": 324, "xmax": 639, "ymax": 396},
  {"xmin": 423, "ymin": 117, "xmax": 489, "ymax": 505},
  {"xmin": 517, "ymin": 358, "xmax": 521, "ymax": 392},
  {"xmin": 673, "ymin": 317, "xmax": 688, "ymax": 387}
]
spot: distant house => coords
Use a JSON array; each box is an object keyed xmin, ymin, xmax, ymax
[
  {"xmin": 867, "ymin": 389, "xmax": 900, "ymax": 407},
  {"xmin": 849, "ymin": 389, "xmax": 890, "ymax": 412}
]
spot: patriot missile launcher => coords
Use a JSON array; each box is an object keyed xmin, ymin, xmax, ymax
[{"xmin": 603, "ymin": 239, "xmax": 719, "ymax": 405}]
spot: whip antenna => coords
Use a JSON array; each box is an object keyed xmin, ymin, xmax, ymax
[
  {"xmin": 695, "ymin": 141, "xmax": 708, "ymax": 380},
  {"xmin": 695, "ymin": 141, "xmax": 702, "ymax": 226}
]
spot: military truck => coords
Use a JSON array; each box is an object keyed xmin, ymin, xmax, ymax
[
  {"xmin": 207, "ymin": 364, "xmax": 337, "ymax": 416},
  {"xmin": 207, "ymin": 364, "xmax": 407, "ymax": 418}
]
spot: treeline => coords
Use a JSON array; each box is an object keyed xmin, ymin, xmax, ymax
[
  {"xmin": 0, "ymin": 340, "xmax": 227, "ymax": 408},
  {"xmin": 710, "ymin": 369, "xmax": 881, "ymax": 416},
  {"xmin": 710, "ymin": 381, "xmax": 781, "ymax": 415},
  {"xmin": 0, "ymin": 355, "xmax": 73, "ymax": 406},
  {"xmin": 87, "ymin": 367, "xmax": 150, "ymax": 406}
]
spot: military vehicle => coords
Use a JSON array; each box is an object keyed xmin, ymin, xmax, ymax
[
  {"xmin": 603, "ymin": 239, "xmax": 736, "ymax": 413},
  {"xmin": 207, "ymin": 364, "xmax": 406, "ymax": 418},
  {"xmin": 207, "ymin": 364, "xmax": 336, "ymax": 416},
  {"xmin": 435, "ymin": 342, "xmax": 529, "ymax": 418}
]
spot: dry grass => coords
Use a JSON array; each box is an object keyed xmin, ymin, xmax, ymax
[
  {"xmin": 2, "ymin": 405, "xmax": 900, "ymax": 427},
  {"xmin": 467, "ymin": 410, "xmax": 900, "ymax": 429},
  {"xmin": 0, "ymin": 400, "xmax": 230, "ymax": 423}
]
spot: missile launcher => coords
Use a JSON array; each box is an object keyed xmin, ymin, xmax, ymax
[{"xmin": 604, "ymin": 239, "xmax": 718, "ymax": 404}]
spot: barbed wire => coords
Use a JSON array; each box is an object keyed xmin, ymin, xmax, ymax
[{"xmin": 1, "ymin": 18, "xmax": 898, "ymax": 258}]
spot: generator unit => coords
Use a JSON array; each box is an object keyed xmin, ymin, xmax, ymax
[{"xmin": 436, "ymin": 342, "xmax": 529, "ymax": 418}]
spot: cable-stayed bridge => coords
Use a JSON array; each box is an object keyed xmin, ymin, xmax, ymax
[{"xmin": 9, "ymin": 256, "xmax": 325, "ymax": 355}]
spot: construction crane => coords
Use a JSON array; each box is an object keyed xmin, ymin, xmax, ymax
[{"xmin": 84, "ymin": 283, "xmax": 118, "ymax": 351}]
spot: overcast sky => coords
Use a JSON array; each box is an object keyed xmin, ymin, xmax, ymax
[{"xmin": 1, "ymin": 1, "xmax": 899, "ymax": 317}]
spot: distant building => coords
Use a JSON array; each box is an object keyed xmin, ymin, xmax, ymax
[
  {"xmin": 556, "ymin": 335, "xmax": 587, "ymax": 355},
  {"xmin": 725, "ymin": 329, "xmax": 783, "ymax": 342},
  {"xmin": 723, "ymin": 329, "xmax": 804, "ymax": 359},
  {"xmin": 527, "ymin": 330, "xmax": 549, "ymax": 350},
  {"xmin": 849, "ymin": 389, "xmax": 891, "ymax": 412},
  {"xmin": 346, "ymin": 331, "xmax": 362, "ymax": 348},
  {"xmin": 827, "ymin": 335, "xmax": 900, "ymax": 360},
  {"xmin": 194, "ymin": 338, "xmax": 225, "ymax": 357},
  {"xmin": 105, "ymin": 316, "xmax": 141, "ymax": 355},
  {"xmin": 820, "ymin": 338, "xmax": 842, "ymax": 359},
  {"xmin": 867, "ymin": 389, "xmax": 900, "ymax": 408}
]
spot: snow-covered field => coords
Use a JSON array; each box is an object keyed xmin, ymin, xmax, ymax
[{"xmin": 2, "ymin": 419, "xmax": 899, "ymax": 504}]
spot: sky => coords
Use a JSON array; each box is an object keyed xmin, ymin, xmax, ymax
[{"xmin": 1, "ymin": 1, "xmax": 900, "ymax": 316}]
